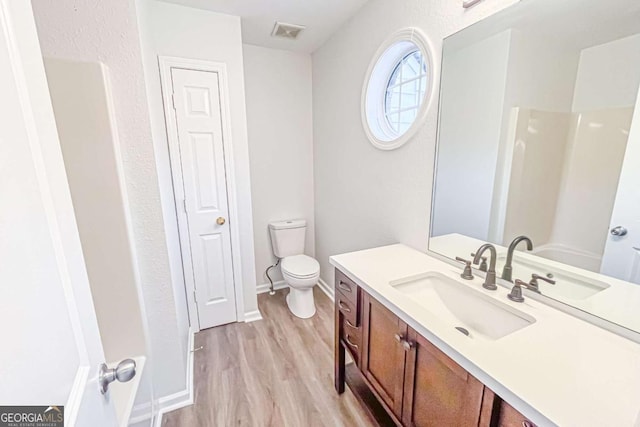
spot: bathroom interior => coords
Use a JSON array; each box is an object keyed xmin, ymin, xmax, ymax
[{"xmin": 2, "ymin": 0, "xmax": 640, "ymax": 425}]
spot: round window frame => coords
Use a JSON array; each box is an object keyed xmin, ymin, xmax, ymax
[{"xmin": 361, "ymin": 28, "xmax": 435, "ymax": 151}]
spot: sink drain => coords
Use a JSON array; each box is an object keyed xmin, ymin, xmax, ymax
[{"xmin": 455, "ymin": 326, "xmax": 470, "ymax": 336}]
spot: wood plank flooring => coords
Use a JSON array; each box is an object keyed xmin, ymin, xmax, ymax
[{"xmin": 163, "ymin": 287, "xmax": 374, "ymax": 427}]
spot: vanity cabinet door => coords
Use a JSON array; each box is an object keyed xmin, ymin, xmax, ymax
[
  {"xmin": 494, "ymin": 400, "xmax": 538, "ymax": 427},
  {"xmin": 402, "ymin": 328, "xmax": 485, "ymax": 427},
  {"xmin": 361, "ymin": 293, "xmax": 408, "ymax": 419}
]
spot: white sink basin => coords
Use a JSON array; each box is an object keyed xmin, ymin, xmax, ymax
[
  {"xmin": 497, "ymin": 255, "xmax": 610, "ymax": 300},
  {"xmin": 390, "ymin": 272, "xmax": 535, "ymax": 340}
]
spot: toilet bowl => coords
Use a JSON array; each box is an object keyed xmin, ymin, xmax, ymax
[
  {"xmin": 268, "ymin": 219, "xmax": 319, "ymax": 318},
  {"xmin": 281, "ymin": 254, "xmax": 320, "ymax": 318}
]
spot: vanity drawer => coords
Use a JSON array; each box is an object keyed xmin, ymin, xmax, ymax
[
  {"xmin": 337, "ymin": 293, "xmax": 358, "ymax": 326},
  {"xmin": 335, "ymin": 270, "xmax": 358, "ymax": 306},
  {"xmin": 340, "ymin": 315, "xmax": 361, "ymax": 364},
  {"xmin": 496, "ymin": 401, "xmax": 538, "ymax": 427}
]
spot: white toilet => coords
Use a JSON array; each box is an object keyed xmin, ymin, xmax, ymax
[{"xmin": 269, "ymin": 219, "xmax": 320, "ymax": 318}]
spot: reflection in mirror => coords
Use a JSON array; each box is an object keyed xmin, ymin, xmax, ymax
[{"xmin": 429, "ymin": 0, "xmax": 640, "ymax": 333}]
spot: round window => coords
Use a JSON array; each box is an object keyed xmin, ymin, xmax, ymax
[{"xmin": 362, "ymin": 28, "xmax": 434, "ymax": 150}]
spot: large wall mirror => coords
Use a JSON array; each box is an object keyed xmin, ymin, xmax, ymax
[{"xmin": 430, "ymin": 0, "xmax": 640, "ymax": 333}]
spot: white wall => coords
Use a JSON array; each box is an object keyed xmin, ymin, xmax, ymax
[
  {"xmin": 488, "ymin": 30, "xmax": 580, "ymax": 243},
  {"xmin": 313, "ymin": 0, "xmax": 520, "ymax": 287},
  {"xmin": 551, "ymin": 108, "xmax": 634, "ymax": 260},
  {"xmin": 243, "ymin": 44, "xmax": 315, "ymax": 286},
  {"xmin": 502, "ymin": 109, "xmax": 571, "ymax": 246},
  {"xmin": 504, "ymin": 30, "xmax": 579, "ymax": 113},
  {"xmin": 433, "ymin": 26, "xmax": 580, "ymax": 243},
  {"xmin": 44, "ymin": 58, "xmax": 146, "ymax": 363},
  {"xmin": 136, "ymin": 1, "xmax": 258, "ymax": 327},
  {"xmin": 573, "ymin": 34, "xmax": 640, "ymax": 112},
  {"xmin": 432, "ymin": 30, "xmax": 511, "ymax": 240},
  {"xmin": 32, "ymin": 0, "xmax": 186, "ymax": 400},
  {"xmin": 546, "ymin": 34, "xmax": 640, "ymax": 260}
]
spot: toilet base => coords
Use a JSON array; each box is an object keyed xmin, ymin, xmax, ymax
[{"xmin": 286, "ymin": 287, "xmax": 316, "ymax": 319}]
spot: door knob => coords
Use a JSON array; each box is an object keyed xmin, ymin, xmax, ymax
[
  {"xmin": 98, "ymin": 359, "xmax": 136, "ymax": 394},
  {"xmin": 216, "ymin": 217, "xmax": 226, "ymax": 225},
  {"xmin": 611, "ymin": 226, "xmax": 628, "ymax": 236}
]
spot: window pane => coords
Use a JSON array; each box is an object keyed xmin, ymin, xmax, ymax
[
  {"xmin": 384, "ymin": 49, "xmax": 428, "ymax": 136},
  {"xmin": 386, "ymin": 85, "xmax": 401, "ymax": 113}
]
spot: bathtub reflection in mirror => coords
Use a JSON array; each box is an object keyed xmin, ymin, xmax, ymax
[{"xmin": 429, "ymin": 0, "xmax": 640, "ymax": 334}]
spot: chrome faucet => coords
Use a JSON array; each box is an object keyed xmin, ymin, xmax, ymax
[
  {"xmin": 501, "ymin": 235, "xmax": 533, "ymax": 282},
  {"xmin": 473, "ymin": 244, "xmax": 497, "ymax": 290}
]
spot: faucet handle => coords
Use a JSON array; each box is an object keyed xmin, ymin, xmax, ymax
[
  {"xmin": 455, "ymin": 257, "xmax": 474, "ymax": 280},
  {"xmin": 508, "ymin": 280, "xmax": 526, "ymax": 303},
  {"xmin": 531, "ymin": 273, "xmax": 556, "ymax": 285},
  {"xmin": 471, "ymin": 253, "xmax": 488, "ymax": 272}
]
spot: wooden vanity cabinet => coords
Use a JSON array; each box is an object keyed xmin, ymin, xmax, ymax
[
  {"xmin": 360, "ymin": 294, "xmax": 408, "ymax": 419},
  {"xmin": 402, "ymin": 328, "xmax": 485, "ymax": 427},
  {"xmin": 334, "ymin": 268, "xmax": 537, "ymax": 427}
]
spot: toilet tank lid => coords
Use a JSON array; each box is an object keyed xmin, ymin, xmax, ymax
[{"xmin": 269, "ymin": 219, "xmax": 306, "ymax": 230}]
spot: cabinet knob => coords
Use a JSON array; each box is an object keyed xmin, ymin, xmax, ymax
[
  {"xmin": 394, "ymin": 334, "xmax": 414, "ymax": 351},
  {"xmin": 216, "ymin": 217, "xmax": 226, "ymax": 225}
]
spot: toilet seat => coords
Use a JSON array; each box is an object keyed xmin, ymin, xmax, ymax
[{"xmin": 281, "ymin": 254, "xmax": 320, "ymax": 278}]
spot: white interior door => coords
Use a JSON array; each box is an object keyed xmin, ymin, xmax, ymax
[
  {"xmin": 170, "ymin": 67, "xmax": 237, "ymax": 329},
  {"xmin": 0, "ymin": 1, "xmax": 118, "ymax": 425},
  {"xmin": 601, "ymin": 91, "xmax": 640, "ymax": 284}
]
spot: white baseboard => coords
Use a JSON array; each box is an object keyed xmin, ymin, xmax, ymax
[
  {"xmin": 317, "ymin": 278, "xmax": 335, "ymax": 301},
  {"xmin": 129, "ymin": 328, "xmax": 195, "ymax": 426},
  {"xmin": 244, "ymin": 309, "xmax": 263, "ymax": 322},
  {"xmin": 256, "ymin": 280, "xmax": 287, "ymax": 294}
]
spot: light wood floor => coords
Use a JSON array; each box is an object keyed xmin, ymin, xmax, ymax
[{"xmin": 163, "ymin": 287, "xmax": 374, "ymax": 427}]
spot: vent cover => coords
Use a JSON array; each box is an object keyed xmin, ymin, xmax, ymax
[{"xmin": 271, "ymin": 22, "xmax": 306, "ymax": 40}]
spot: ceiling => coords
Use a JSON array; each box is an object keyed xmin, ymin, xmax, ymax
[{"xmin": 160, "ymin": 0, "xmax": 370, "ymax": 53}]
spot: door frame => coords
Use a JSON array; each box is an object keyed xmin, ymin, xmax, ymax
[{"xmin": 158, "ymin": 56, "xmax": 244, "ymax": 331}]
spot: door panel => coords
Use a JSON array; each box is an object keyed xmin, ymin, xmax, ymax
[
  {"xmin": 171, "ymin": 68, "xmax": 237, "ymax": 329},
  {"xmin": 200, "ymin": 234, "xmax": 230, "ymax": 303},
  {"xmin": 402, "ymin": 328, "xmax": 484, "ymax": 427},
  {"xmin": 361, "ymin": 294, "xmax": 407, "ymax": 418},
  {"xmin": 601, "ymin": 90, "xmax": 640, "ymax": 284},
  {"xmin": 191, "ymin": 132, "xmax": 222, "ymax": 210},
  {"xmin": 0, "ymin": 2, "xmax": 116, "ymax": 424}
]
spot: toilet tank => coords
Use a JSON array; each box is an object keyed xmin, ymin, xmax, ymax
[{"xmin": 269, "ymin": 219, "xmax": 306, "ymax": 258}]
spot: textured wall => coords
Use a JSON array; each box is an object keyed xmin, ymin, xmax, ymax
[
  {"xmin": 32, "ymin": 0, "xmax": 185, "ymax": 398},
  {"xmin": 136, "ymin": 0, "xmax": 259, "ymax": 324},
  {"xmin": 243, "ymin": 44, "xmax": 315, "ymax": 286},
  {"xmin": 312, "ymin": 0, "xmax": 520, "ymax": 287}
]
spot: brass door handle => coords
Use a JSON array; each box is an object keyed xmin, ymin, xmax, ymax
[{"xmin": 216, "ymin": 217, "xmax": 226, "ymax": 225}]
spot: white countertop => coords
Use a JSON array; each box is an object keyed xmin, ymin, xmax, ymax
[
  {"xmin": 431, "ymin": 233, "xmax": 640, "ymax": 333},
  {"xmin": 330, "ymin": 244, "xmax": 640, "ymax": 427}
]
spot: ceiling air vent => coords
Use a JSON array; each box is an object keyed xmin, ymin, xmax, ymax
[{"xmin": 271, "ymin": 22, "xmax": 306, "ymax": 40}]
